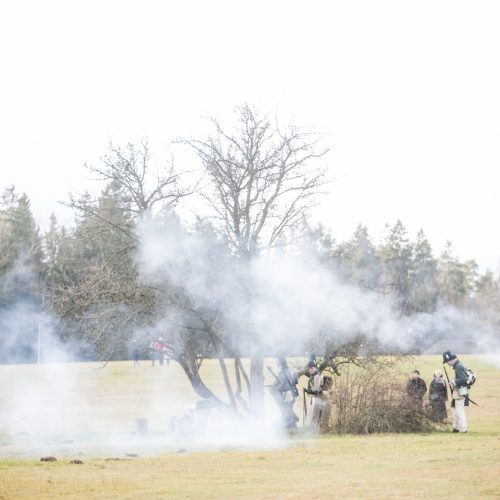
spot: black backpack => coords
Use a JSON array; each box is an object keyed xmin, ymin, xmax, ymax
[{"xmin": 465, "ymin": 368, "xmax": 476, "ymax": 389}]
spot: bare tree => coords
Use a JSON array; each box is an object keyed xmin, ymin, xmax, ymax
[
  {"xmin": 54, "ymin": 143, "xmax": 198, "ymax": 361},
  {"xmin": 182, "ymin": 104, "xmax": 329, "ymax": 258},
  {"xmin": 182, "ymin": 104, "xmax": 329, "ymax": 410},
  {"xmin": 67, "ymin": 142, "xmax": 196, "ymax": 242},
  {"xmin": 86, "ymin": 141, "xmax": 194, "ymax": 216},
  {"xmin": 57, "ymin": 119, "xmax": 330, "ymax": 413}
]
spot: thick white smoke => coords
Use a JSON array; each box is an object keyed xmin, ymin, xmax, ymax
[
  {"xmin": 137, "ymin": 216, "xmax": 500, "ymax": 360},
  {"xmin": 1, "ymin": 215, "xmax": 499, "ymax": 458}
]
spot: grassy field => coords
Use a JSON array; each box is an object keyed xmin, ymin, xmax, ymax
[{"xmin": 0, "ymin": 355, "xmax": 499, "ymax": 498}]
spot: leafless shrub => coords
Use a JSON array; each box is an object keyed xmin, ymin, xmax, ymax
[{"xmin": 326, "ymin": 364, "xmax": 433, "ymax": 434}]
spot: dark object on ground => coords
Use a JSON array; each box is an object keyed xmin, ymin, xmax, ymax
[
  {"xmin": 105, "ymin": 457, "xmax": 121, "ymax": 461},
  {"xmin": 70, "ymin": 460, "xmax": 83, "ymax": 464},
  {"xmin": 40, "ymin": 456, "xmax": 57, "ymax": 462},
  {"xmin": 176, "ymin": 448, "xmax": 188, "ymax": 454},
  {"xmin": 125, "ymin": 453, "xmax": 139, "ymax": 457}
]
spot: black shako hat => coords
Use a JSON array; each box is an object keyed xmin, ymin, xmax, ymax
[{"xmin": 442, "ymin": 351, "xmax": 457, "ymax": 363}]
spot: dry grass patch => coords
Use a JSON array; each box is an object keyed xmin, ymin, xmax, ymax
[
  {"xmin": 0, "ymin": 355, "xmax": 499, "ymax": 498},
  {"xmin": 0, "ymin": 433, "xmax": 499, "ymax": 498}
]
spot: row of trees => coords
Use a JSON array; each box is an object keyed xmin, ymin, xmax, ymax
[
  {"xmin": 1, "ymin": 105, "xmax": 499, "ymax": 412},
  {"xmin": 315, "ymin": 222, "xmax": 493, "ymax": 314}
]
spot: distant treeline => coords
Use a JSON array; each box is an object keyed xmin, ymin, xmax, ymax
[
  {"xmin": 1, "ymin": 185, "xmax": 498, "ymax": 363},
  {"xmin": 0, "ymin": 107, "xmax": 499, "ymax": 366}
]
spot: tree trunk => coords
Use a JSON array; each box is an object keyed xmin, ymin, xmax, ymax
[
  {"xmin": 236, "ymin": 356, "xmax": 251, "ymax": 394},
  {"xmin": 234, "ymin": 358, "xmax": 248, "ymax": 411},
  {"xmin": 218, "ymin": 356, "xmax": 237, "ymax": 410},
  {"xmin": 250, "ymin": 354, "xmax": 264, "ymax": 414},
  {"xmin": 177, "ymin": 355, "xmax": 228, "ymax": 407}
]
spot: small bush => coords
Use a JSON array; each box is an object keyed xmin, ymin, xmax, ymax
[{"xmin": 325, "ymin": 365, "xmax": 433, "ymax": 434}]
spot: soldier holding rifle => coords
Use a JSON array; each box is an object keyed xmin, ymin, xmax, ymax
[
  {"xmin": 268, "ymin": 357, "xmax": 300, "ymax": 429},
  {"xmin": 443, "ymin": 350, "xmax": 469, "ymax": 433}
]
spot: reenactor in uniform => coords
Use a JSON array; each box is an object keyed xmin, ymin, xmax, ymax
[
  {"xmin": 270, "ymin": 357, "xmax": 300, "ymax": 429},
  {"xmin": 443, "ymin": 351, "xmax": 469, "ymax": 433},
  {"xmin": 302, "ymin": 359, "xmax": 333, "ymax": 432}
]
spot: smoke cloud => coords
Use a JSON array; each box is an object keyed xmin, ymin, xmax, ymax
[
  {"xmin": 137, "ymin": 217, "xmax": 500, "ymax": 360},
  {"xmin": 1, "ymin": 216, "xmax": 499, "ymax": 458}
]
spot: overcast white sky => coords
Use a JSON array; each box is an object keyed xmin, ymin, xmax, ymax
[{"xmin": 1, "ymin": 0, "xmax": 499, "ymax": 272}]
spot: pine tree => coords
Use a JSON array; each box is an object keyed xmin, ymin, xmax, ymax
[
  {"xmin": 377, "ymin": 220, "xmax": 413, "ymax": 313},
  {"xmin": 407, "ymin": 229, "xmax": 438, "ymax": 313},
  {"xmin": 49, "ymin": 182, "xmax": 138, "ymax": 358},
  {"xmin": 0, "ymin": 188, "xmax": 44, "ymax": 304},
  {"xmin": 437, "ymin": 242, "xmax": 478, "ymax": 307},
  {"xmin": 0, "ymin": 188, "xmax": 45, "ymax": 362},
  {"xmin": 336, "ymin": 224, "xmax": 380, "ymax": 290}
]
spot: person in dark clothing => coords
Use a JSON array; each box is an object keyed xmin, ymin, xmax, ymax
[
  {"xmin": 132, "ymin": 348, "xmax": 140, "ymax": 366},
  {"xmin": 406, "ymin": 370, "xmax": 427, "ymax": 411},
  {"xmin": 149, "ymin": 342, "xmax": 158, "ymax": 366},
  {"xmin": 428, "ymin": 369, "xmax": 448, "ymax": 422},
  {"xmin": 271, "ymin": 357, "xmax": 299, "ymax": 429}
]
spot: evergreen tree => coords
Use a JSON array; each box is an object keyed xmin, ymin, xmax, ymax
[
  {"xmin": 43, "ymin": 214, "xmax": 69, "ymax": 291},
  {"xmin": 437, "ymin": 241, "xmax": 478, "ymax": 307},
  {"xmin": 471, "ymin": 269, "xmax": 500, "ymax": 326},
  {"xmin": 476, "ymin": 270, "xmax": 497, "ymax": 299},
  {"xmin": 0, "ymin": 187, "xmax": 45, "ymax": 362},
  {"xmin": 336, "ymin": 224, "xmax": 380, "ymax": 290},
  {"xmin": 301, "ymin": 224, "xmax": 337, "ymax": 266},
  {"xmin": 407, "ymin": 229, "xmax": 438, "ymax": 313},
  {"xmin": 377, "ymin": 220, "xmax": 413, "ymax": 313},
  {"xmin": 48, "ymin": 182, "xmax": 140, "ymax": 358}
]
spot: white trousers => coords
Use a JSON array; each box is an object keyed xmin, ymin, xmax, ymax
[
  {"xmin": 304, "ymin": 396, "xmax": 330, "ymax": 431},
  {"xmin": 452, "ymin": 398, "xmax": 467, "ymax": 432}
]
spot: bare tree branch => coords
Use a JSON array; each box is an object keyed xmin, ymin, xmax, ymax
[{"xmin": 181, "ymin": 104, "xmax": 329, "ymax": 260}]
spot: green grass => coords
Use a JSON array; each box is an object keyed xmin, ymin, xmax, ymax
[{"xmin": 0, "ymin": 355, "xmax": 499, "ymax": 498}]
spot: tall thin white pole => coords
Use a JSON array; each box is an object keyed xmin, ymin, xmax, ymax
[{"xmin": 37, "ymin": 321, "xmax": 41, "ymax": 365}]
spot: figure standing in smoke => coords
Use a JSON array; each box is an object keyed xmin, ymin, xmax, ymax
[
  {"xmin": 302, "ymin": 357, "xmax": 332, "ymax": 432},
  {"xmin": 149, "ymin": 341, "xmax": 159, "ymax": 366},
  {"xmin": 131, "ymin": 340, "xmax": 140, "ymax": 366},
  {"xmin": 268, "ymin": 357, "xmax": 300, "ymax": 429},
  {"xmin": 132, "ymin": 348, "xmax": 140, "ymax": 366}
]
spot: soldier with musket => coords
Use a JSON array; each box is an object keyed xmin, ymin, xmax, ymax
[
  {"xmin": 443, "ymin": 350, "xmax": 469, "ymax": 433},
  {"xmin": 268, "ymin": 357, "xmax": 300, "ymax": 429},
  {"xmin": 301, "ymin": 356, "xmax": 333, "ymax": 432}
]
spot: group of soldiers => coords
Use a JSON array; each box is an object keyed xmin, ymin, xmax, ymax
[
  {"xmin": 406, "ymin": 350, "xmax": 473, "ymax": 433},
  {"xmin": 271, "ymin": 350, "xmax": 473, "ymax": 433},
  {"xmin": 268, "ymin": 355, "xmax": 333, "ymax": 432}
]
